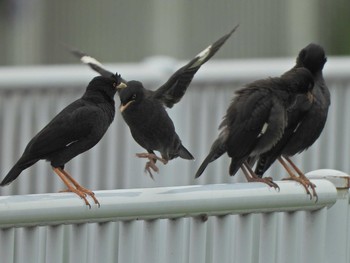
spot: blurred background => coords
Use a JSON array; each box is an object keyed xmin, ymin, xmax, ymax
[
  {"xmin": 0, "ymin": 0, "xmax": 350, "ymax": 66},
  {"xmin": 0, "ymin": 0, "xmax": 350, "ymax": 196}
]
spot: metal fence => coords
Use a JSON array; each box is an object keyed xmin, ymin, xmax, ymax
[
  {"xmin": 0, "ymin": 57, "xmax": 350, "ymax": 262},
  {"xmin": 0, "ymin": 170, "xmax": 348, "ymax": 263}
]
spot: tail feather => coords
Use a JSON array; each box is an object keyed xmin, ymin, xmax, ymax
[
  {"xmin": 0, "ymin": 165, "xmax": 24, "ymax": 186},
  {"xmin": 178, "ymin": 145, "xmax": 194, "ymax": 160},
  {"xmin": 254, "ymin": 154, "xmax": 278, "ymax": 178},
  {"xmin": 229, "ymin": 158, "xmax": 244, "ymax": 176},
  {"xmin": 195, "ymin": 154, "xmax": 215, "ymax": 178},
  {"xmin": 195, "ymin": 138, "xmax": 226, "ymax": 178}
]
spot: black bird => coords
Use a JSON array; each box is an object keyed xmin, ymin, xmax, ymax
[
  {"xmin": 195, "ymin": 67, "xmax": 315, "ymax": 188},
  {"xmin": 0, "ymin": 74, "xmax": 124, "ymax": 208},
  {"xmin": 71, "ymin": 25, "xmax": 239, "ymax": 177},
  {"xmin": 254, "ymin": 43, "xmax": 329, "ymax": 199}
]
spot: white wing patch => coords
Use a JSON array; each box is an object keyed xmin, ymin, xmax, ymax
[
  {"xmin": 66, "ymin": 140, "xmax": 78, "ymax": 147},
  {"xmin": 293, "ymin": 121, "xmax": 302, "ymax": 133},
  {"xmin": 81, "ymin": 55, "xmax": 104, "ymax": 67},
  {"xmin": 257, "ymin": 122, "xmax": 269, "ymax": 138},
  {"xmin": 189, "ymin": 45, "xmax": 211, "ymax": 69}
]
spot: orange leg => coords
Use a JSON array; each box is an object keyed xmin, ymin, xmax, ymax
[
  {"xmin": 241, "ymin": 161, "xmax": 279, "ymax": 190},
  {"xmin": 60, "ymin": 169, "xmax": 100, "ymax": 207},
  {"xmin": 284, "ymin": 156, "xmax": 317, "ymax": 201},
  {"xmin": 278, "ymin": 157, "xmax": 315, "ymax": 200},
  {"xmin": 53, "ymin": 167, "xmax": 92, "ymax": 208}
]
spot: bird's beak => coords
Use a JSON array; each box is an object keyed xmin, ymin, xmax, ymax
[
  {"xmin": 116, "ymin": 82, "xmax": 127, "ymax": 90},
  {"xmin": 307, "ymin": 91, "xmax": 314, "ymax": 103},
  {"xmin": 120, "ymin": 100, "xmax": 134, "ymax": 112}
]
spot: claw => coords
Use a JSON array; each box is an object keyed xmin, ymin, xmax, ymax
[
  {"xmin": 282, "ymin": 177, "xmax": 313, "ymax": 199},
  {"xmin": 136, "ymin": 152, "xmax": 168, "ymax": 179},
  {"xmin": 241, "ymin": 162, "xmax": 280, "ymax": 191}
]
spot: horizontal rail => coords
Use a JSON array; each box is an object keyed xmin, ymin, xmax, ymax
[
  {"xmin": 0, "ymin": 179, "xmax": 337, "ymax": 228},
  {"xmin": 0, "ymin": 56, "xmax": 349, "ymax": 89}
]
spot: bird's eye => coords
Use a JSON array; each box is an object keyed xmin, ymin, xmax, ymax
[
  {"xmin": 113, "ymin": 83, "xmax": 117, "ymax": 88},
  {"xmin": 132, "ymin": 94, "xmax": 137, "ymax": 100}
]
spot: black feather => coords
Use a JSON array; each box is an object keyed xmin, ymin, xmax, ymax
[
  {"xmin": 255, "ymin": 43, "xmax": 330, "ymax": 177},
  {"xmin": 195, "ymin": 67, "xmax": 314, "ymax": 178},
  {"xmin": 72, "ymin": 26, "xmax": 238, "ymax": 174},
  {"xmin": 1, "ymin": 75, "xmax": 121, "ymax": 186}
]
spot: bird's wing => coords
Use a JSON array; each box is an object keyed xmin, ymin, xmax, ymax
[
  {"xmin": 225, "ymin": 89, "xmax": 274, "ymax": 158},
  {"xmin": 153, "ymin": 25, "xmax": 239, "ymax": 108},
  {"xmin": 69, "ymin": 47, "xmax": 125, "ymax": 83},
  {"xmin": 283, "ymin": 100, "xmax": 329, "ymax": 155},
  {"xmin": 22, "ymin": 100, "xmax": 97, "ymax": 158}
]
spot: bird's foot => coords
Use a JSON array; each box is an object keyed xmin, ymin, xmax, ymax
[
  {"xmin": 60, "ymin": 187, "xmax": 100, "ymax": 208},
  {"xmin": 136, "ymin": 152, "xmax": 168, "ymax": 179},
  {"xmin": 282, "ymin": 176, "xmax": 317, "ymax": 201},
  {"xmin": 54, "ymin": 167, "xmax": 94, "ymax": 208},
  {"xmin": 246, "ymin": 176, "xmax": 280, "ymax": 190},
  {"xmin": 280, "ymin": 156, "xmax": 318, "ymax": 201},
  {"xmin": 144, "ymin": 160, "xmax": 159, "ymax": 180},
  {"xmin": 75, "ymin": 185, "xmax": 100, "ymax": 207},
  {"xmin": 136, "ymin": 153, "xmax": 168, "ymax": 165},
  {"xmin": 241, "ymin": 162, "xmax": 279, "ymax": 190},
  {"xmin": 60, "ymin": 187, "xmax": 92, "ymax": 208},
  {"xmin": 56, "ymin": 168, "xmax": 100, "ymax": 207}
]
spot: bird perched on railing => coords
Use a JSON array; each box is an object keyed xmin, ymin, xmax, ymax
[
  {"xmin": 0, "ymin": 74, "xmax": 125, "ymax": 208},
  {"xmin": 253, "ymin": 43, "xmax": 329, "ymax": 200},
  {"xmin": 195, "ymin": 67, "xmax": 315, "ymax": 189},
  {"xmin": 71, "ymin": 25, "xmax": 239, "ymax": 178}
]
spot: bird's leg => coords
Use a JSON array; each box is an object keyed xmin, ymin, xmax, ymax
[
  {"xmin": 241, "ymin": 162, "xmax": 279, "ymax": 190},
  {"xmin": 60, "ymin": 169, "xmax": 100, "ymax": 207},
  {"xmin": 53, "ymin": 167, "xmax": 92, "ymax": 208},
  {"xmin": 278, "ymin": 157, "xmax": 313, "ymax": 199},
  {"xmin": 284, "ymin": 156, "xmax": 317, "ymax": 201},
  {"xmin": 136, "ymin": 153, "xmax": 168, "ymax": 165},
  {"xmin": 136, "ymin": 153, "xmax": 168, "ymax": 179}
]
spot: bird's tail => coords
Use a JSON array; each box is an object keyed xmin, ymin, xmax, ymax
[
  {"xmin": 0, "ymin": 164, "xmax": 24, "ymax": 186},
  {"xmin": 195, "ymin": 137, "xmax": 226, "ymax": 178},
  {"xmin": 229, "ymin": 158, "xmax": 244, "ymax": 176},
  {"xmin": 178, "ymin": 145, "xmax": 195, "ymax": 160},
  {"xmin": 254, "ymin": 156, "xmax": 268, "ymax": 178},
  {"xmin": 254, "ymin": 154, "xmax": 278, "ymax": 178}
]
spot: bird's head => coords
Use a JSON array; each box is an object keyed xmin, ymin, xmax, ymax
[
  {"xmin": 118, "ymin": 80, "xmax": 145, "ymax": 112},
  {"xmin": 296, "ymin": 43, "xmax": 327, "ymax": 74},
  {"xmin": 111, "ymin": 73, "xmax": 128, "ymax": 92},
  {"xmin": 289, "ymin": 67, "xmax": 315, "ymax": 102},
  {"xmin": 85, "ymin": 73, "xmax": 127, "ymax": 99}
]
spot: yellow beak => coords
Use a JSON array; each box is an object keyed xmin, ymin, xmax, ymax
[
  {"xmin": 116, "ymin": 82, "xmax": 127, "ymax": 89},
  {"xmin": 120, "ymin": 100, "xmax": 135, "ymax": 112}
]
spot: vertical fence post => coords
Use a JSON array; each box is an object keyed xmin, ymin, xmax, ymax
[{"xmin": 307, "ymin": 169, "xmax": 350, "ymax": 263}]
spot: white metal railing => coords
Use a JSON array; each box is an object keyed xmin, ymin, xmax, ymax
[
  {"xmin": 0, "ymin": 179, "xmax": 337, "ymax": 228},
  {"xmin": 0, "ymin": 169, "xmax": 348, "ymax": 263}
]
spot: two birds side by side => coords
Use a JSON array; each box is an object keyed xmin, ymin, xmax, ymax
[
  {"xmin": 0, "ymin": 25, "xmax": 330, "ymax": 207},
  {"xmin": 196, "ymin": 43, "xmax": 329, "ymax": 200}
]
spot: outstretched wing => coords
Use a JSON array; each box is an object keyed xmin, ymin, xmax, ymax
[
  {"xmin": 69, "ymin": 47, "xmax": 125, "ymax": 84},
  {"xmin": 153, "ymin": 25, "xmax": 239, "ymax": 108}
]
